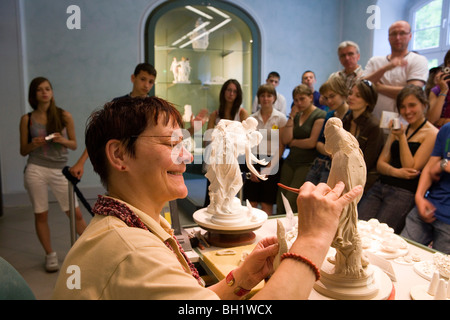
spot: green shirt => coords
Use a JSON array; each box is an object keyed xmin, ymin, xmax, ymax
[{"xmin": 285, "ymin": 108, "xmax": 326, "ymax": 166}]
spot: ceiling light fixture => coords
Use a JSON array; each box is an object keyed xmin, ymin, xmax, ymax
[
  {"xmin": 207, "ymin": 6, "xmax": 230, "ymax": 19},
  {"xmin": 185, "ymin": 5, "xmax": 213, "ymax": 20},
  {"xmin": 179, "ymin": 18, "xmax": 231, "ymax": 49},
  {"xmin": 171, "ymin": 21, "xmax": 211, "ymax": 46}
]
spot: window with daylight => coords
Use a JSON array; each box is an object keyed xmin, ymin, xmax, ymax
[
  {"xmin": 413, "ymin": 0, "xmax": 442, "ymax": 50},
  {"xmin": 411, "ymin": 0, "xmax": 450, "ymax": 67}
]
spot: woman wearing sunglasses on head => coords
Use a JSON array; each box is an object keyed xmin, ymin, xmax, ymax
[{"xmin": 342, "ymin": 79, "xmax": 384, "ymax": 191}]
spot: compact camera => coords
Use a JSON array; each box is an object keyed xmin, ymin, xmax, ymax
[{"xmin": 442, "ymin": 67, "xmax": 450, "ymax": 81}]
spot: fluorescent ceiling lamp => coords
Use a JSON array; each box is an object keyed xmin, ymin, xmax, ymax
[
  {"xmin": 171, "ymin": 21, "xmax": 211, "ymax": 46},
  {"xmin": 207, "ymin": 18, "xmax": 231, "ymax": 34},
  {"xmin": 185, "ymin": 5, "xmax": 213, "ymax": 20},
  {"xmin": 179, "ymin": 18, "xmax": 231, "ymax": 49},
  {"xmin": 207, "ymin": 6, "xmax": 230, "ymax": 19}
]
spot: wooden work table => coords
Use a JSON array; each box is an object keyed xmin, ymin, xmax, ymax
[{"xmin": 185, "ymin": 216, "xmax": 444, "ymax": 300}]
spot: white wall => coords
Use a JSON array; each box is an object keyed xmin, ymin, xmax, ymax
[{"xmin": 0, "ymin": 0, "xmax": 29, "ymax": 205}]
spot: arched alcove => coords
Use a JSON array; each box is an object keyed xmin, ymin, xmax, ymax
[{"xmin": 145, "ymin": 0, "xmax": 261, "ymax": 118}]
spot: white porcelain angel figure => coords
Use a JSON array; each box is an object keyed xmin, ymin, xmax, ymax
[
  {"xmin": 205, "ymin": 117, "xmax": 267, "ymax": 215},
  {"xmin": 191, "ymin": 18, "xmax": 209, "ymax": 51},
  {"xmin": 179, "ymin": 57, "xmax": 191, "ymax": 82},
  {"xmin": 324, "ymin": 117, "xmax": 369, "ymax": 278},
  {"xmin": 170, "ymin": 57, "xmax": 179, "ymax": 83}
]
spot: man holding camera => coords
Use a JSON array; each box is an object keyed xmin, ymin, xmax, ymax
[{"xmin": 363, "ymin": 20, "xmax": 429, "ymax": 121}]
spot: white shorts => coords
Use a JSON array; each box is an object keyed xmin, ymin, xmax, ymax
[{"xmin": 24, "ymin": 163, "xmax": 78, "ymax": 214}]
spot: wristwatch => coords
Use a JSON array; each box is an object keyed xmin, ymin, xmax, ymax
[{"xmin": 440, "ymin": 158, "xmax": 449, "ymax": 171}]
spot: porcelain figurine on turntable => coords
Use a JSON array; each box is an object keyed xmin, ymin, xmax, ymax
[{"xmin": 205, "ymin": 117, "xmax": 268, "ymax": 222}]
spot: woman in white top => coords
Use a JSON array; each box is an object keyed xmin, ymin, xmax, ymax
[
  {"xmin": 205, "ymin": 79, "xmax": 248, "ymax": 206},
  {"xmin": 207, "ymin": 79, "xmax": 248, "ymax": 128},
  {"xmin": 244, "ymin": 84, "xmax": 287, "ymax": 215}
]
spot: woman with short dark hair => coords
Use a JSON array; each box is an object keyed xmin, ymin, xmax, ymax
[{"xmin": 53, "ymin": 96, "xmax": 362, "ymax": 300}]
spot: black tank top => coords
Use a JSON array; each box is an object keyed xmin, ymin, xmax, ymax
[{"xmin": 380, "ymin": 119, "xmax": 427, "ymax": 193}]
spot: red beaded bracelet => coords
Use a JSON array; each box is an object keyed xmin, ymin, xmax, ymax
[{"xmin": 280, "ymin": 252, "xmax": 321, "ymax": 281}]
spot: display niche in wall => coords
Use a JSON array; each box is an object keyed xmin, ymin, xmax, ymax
[{"xmin": 149, "ymin": 3, "xmax": 259, "ymax": 125}]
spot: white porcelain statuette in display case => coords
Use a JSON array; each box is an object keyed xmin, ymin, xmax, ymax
[
  {"xmin": 170, "ymin": 57, "xmax": 191, "ymax": 83},
  {"xmin": 170, "ymin": 57, "xmax": 179, "ymax": 83},
  {"xmin": 191, "ymin": 18, "xmax": 209, "ymax": 51}
]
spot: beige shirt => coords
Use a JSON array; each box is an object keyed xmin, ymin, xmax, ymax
[
  {"xmin": 329, "ymin": 65, "xmax": 364, "ymax": 89},
  {"xmin": 52, "ymin": 198, "xmax": 219, "ymax": 300}
]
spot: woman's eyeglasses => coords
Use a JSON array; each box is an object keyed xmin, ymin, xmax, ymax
[{"xmin": 131, "ymin": 135, "xmax": 193, "ymax": 153}]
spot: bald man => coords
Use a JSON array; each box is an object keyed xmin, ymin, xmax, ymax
[{"xmin": 364, "ymin": 20, "xmax": 429, "ymax": 120}]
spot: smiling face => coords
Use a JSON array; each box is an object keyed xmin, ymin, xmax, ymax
[
  {"xmin": 128, "ymin": 119, "xmax": 192, "ymax": 205},
  {"xmin": 398, "ymin": 94, "xmax": 426, "ymax": 125},
  {"xmin": 85, "ymin": 96, "xmax": 187, "ymax": 208}
]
